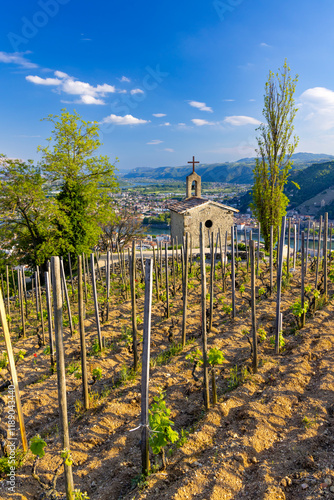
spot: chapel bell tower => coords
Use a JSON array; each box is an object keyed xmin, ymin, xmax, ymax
[{"xmin": 186, "ymin": 155, "xmax": 202, "ymax": 198}]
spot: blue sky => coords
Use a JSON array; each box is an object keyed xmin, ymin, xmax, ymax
[{"xmin": 1, "ymin": 0, "xmax": 334, "ymax": 172}]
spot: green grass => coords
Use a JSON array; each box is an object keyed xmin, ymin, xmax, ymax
[{"xmin": 150, "ymin": 343, "xmax": 183, "ymax": 367}]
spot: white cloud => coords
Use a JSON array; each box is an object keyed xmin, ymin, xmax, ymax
[
  {"xmin": 192, "ymin": 118, "xmax": 215, "ymax": 126},
  {"xmin": 260, "ymin": 42, "xmax": 271, "ymax": 48},
  {"xmin": 96, "ymin": 83, "xmax": 116, "ymax": 93},
  {"xmin": 26, "ymin": 70, "xmax": 118, "ymax": 104},
  {"xmin": 101, "ymin": 114, "xmax": 149, "ymax": 125},
  {"xmin": 61, "ymin": 79, "xmax": 98, "ymax": 96},
  {"xmin": 222, "ymin": 99, "xmax": 235, "ymax": 102},
  {"xmin": 188, "ymin": 101, "xmax": 213, "ymax": 112},
  {"xmin": 153, "ymin": 113, "xmax": 167, "ymax": 117},
  {"xmin": 299, "ymin": 87, "xmax": 334, "ymax": 130},
  {"xmin": 147, "ymin": 139, "xmax": 163, "ymax": 145},
  {"xmin": 249, "ymin": 99, "xmax": 256, "ymax": 102},
  {"xmin": 119, "ymin": 76, "xmax": 131, "ymax": 82},
  {"xmin": 80, "ymin": 95, "xmax": 105, "ymax": 105},
  {"xmin": 0, "ymin": 51, "xmax": 38, "ymax": 69},
  {"xmin": 224, "ymin": 115, "xmax": 261, "ymax": 126},
  {"xmin": 164, "ymin": 148, "xmax": 174, "ymax": 152},
  {"xmin": 26, "ymin": 75, "xmax": 61, "ymax": 86},
  {"xmin": 130, "ymin": 88, "xmax": 144, "ymax": 95},
  {"xmin": 54, "ymin": 71, "xmax": 69, "ymax": 79},
  {"xmin": 159, "ymin": 122, "xmax": 171, "ymax": 126}
]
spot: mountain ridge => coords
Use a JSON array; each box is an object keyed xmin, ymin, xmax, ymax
[{"xmin": 124, "ymin": 153, "xmax": 334, "ymax": 184}]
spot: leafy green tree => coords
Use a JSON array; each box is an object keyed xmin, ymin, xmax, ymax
[
  {"xmin": 252, "ymin": 60, "xmax": 299, "ymax": 250},
  {"xmin": 38, "ymin": 109, "xmax": 119, "ymax": 258},
  {"xmin": 0, "ymin": 157, "xmax": 69, "ymax": 268},
  {"xmin": 0, "ymin": 110, "xmax": 118, "ymax": 269}
]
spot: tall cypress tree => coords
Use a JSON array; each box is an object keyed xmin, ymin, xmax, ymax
[{"xmin": 252, "ymin": 60, "xmax": 299, "ymax": 250}]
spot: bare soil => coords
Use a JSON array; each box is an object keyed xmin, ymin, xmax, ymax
[{"xmin": 1, "ymin": 258, "xmax": 334, "ymax": 500}]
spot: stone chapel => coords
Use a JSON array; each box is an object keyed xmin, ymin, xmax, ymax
[{"xmin": 168, "ymin": 158, "xmax": 238, "ymax": 246}]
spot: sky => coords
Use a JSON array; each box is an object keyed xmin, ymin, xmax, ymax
[{"xmin": 1, "ymin": 0, "xmax": 334, "ymax": 172}]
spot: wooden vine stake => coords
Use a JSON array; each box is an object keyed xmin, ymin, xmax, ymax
[
  {"xmin": 244, "ymin": 227, "xmax": 249, "ymax": 273},
  {"xmin": 287, "ymin": 218, "xmax": 291, "ymax": 278},
  {"xmin": 160, "ymin": 241, "xmax": 164, "ymax": 288},
  {"xmin": 250, "ymin": 240, "xmax": 258, "ymax": 373},
  {"xmin": 270, "ymin": 225, "xmax": 273, "ymax": 294},
  {"xmin": 257, "ymin": 222, "xmax": 260, "ymax": 277},
  {"xmin": 0, "ymin": 275, "xmax": 5, "ymax": 310},
  {"xmin": 175, "ymin": 236, "xmax": 179, "ymax": 278},
  {"xmin": 182, "ymin": 233, "xmax": 188, "ymax": 347},
  {"xmin": 36, "ymin": 268, "xmax": 46, "ymax": 345},
  {"xmin": 78, "ymin": 256, "xmax": 89, "ymax": 410},
  {"xmin": 231, "ymin": 226, "xmax": 236, "ymax": 318},
  {"xmin": 209, "ymin": 232, "xmax": 214, "ymax": 332},
  {"xmin": 172, "ymin": 239, "xmax": 176, "ymax": 297},
  {"xmin": 68, "ymin": 253, "xmax": 74, "ymax": 297},
  {"xmin": 130, "ymin": 241, "xmax": 138, "ymax": 372},
  {"xmin": 6, "ymin": 265, "xmax": 10, "ymax": 321},
  {"xmin": 189, "ymin": 234, "xmax": 193, "ymax": 274},
  {"xmin": 301, "ymin": 231, "xmax": 306, "ymax": 327},
  {"xmin": 323, "ymin": 212, "xmax": 328, "ymax": 299},
  {"xmin": 60, "ymin": 259, "xmax": 73, "ymax": 337},
  {"xmin": 140, "ymin": 241, "xmax": 145, "ymax": 282},
  {"xmin": 86, "ymin": 254, "xmax": 91, "ymax": 285},
  {"xmin": 0, "ymin": 287, "xmax": 28, "ymax": 452},
  {"xmin": 11, "ymin": 267, "xmax": 17, "ymax": 300},
  {"xmin": 305, "ymin": 220, "xmax": 310, "ymax": 275},
  {"xmin": 45, "ymin": 271, "xmax": 55, "ymax": 370},
  {"xmin": 34, "ymin": 271, "xmax": 39, "ymax": 322},
  {"xmin": 152, "ymin": 246, "xmax": 160, "ymax": 301},
  {"xmin": 90, "ymin": 253, "xmax": 103, "ymax": 350},
  {"xmin": 200, "ymin": 222, "xmax": 210, "ymax": 410},
  {"xmin": 18, "ymin": 269, "xmax": 26, "ymax": 338},
  {"xmin": 82, "ymin": 253, "xmax": 88, "ymax": 304},
  {"xmin": 275, "ymin": 216, "xmax": 286, "ymax": 355},
  {"xmin": 218, "ymin": 228, "xmax": 224, "ymax": 286},
  {"xmin": 51, "ymin": 256, "xmax": 74, "ymax": 499},
  {"xmin": 165, "ymin": 243, "xmax": 170, "ymax": 318},
  {"xmin": 297, "ymin": 219, "xmax": 301, "ymax": 255},
  {"xmin": 141, "ymin": 258, "xmax": 153, "ymax": 475},
  {"xmin": 293, "ymin": 224, "xmax": 297, "ymax": 269},
  {"xmin": 106, "ymin": 250, "xmax": 111, "ymax": 321},
  {"xmin": 95, "ymin": 250, "xmax": 102, "ymax": 282},
  {"xmin": 315, "ymin": 216, "xmax": 322, "ymax": 290}
]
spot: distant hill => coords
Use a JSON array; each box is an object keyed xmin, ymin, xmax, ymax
[
  {"xmin": 124, "ymin": 153, "xmax": 334, "ymax": 184},
  {"xmin": 236, "ymin": 159, "xmax": 334, "ymax": 215},
  {"xmin": 288, "ymin": 161, "xmax": 334, "ymax": 207}
]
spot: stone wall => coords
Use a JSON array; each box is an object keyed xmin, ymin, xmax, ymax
[
  {"xmin": 170, "ymin": 211, "xmax": 184, "ymax": 244},
  {"xmin": 184, "ymin": 204, "xmax": 234, "ymax": 247}
]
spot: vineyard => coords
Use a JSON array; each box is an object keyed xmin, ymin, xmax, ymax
[{"xmin": 1, "ymin": 218, "xmax": 334, "ymax": 500}]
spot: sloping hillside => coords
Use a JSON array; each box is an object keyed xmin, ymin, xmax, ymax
[
  {"xmin": 124, "ymin": 154, "xmax": 334, "ymax": 185},
  {"xmin": 235, "ymin": 159, "xmax": 334, "ymax": 214},
  {"xmin": 6, "ymin": 258, "xmax": 334, "ymax": 500},
  {"xmin": 288, "ymin": 161, "xmax": 334, "ymax": 209}
]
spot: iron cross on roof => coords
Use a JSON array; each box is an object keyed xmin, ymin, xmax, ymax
[{"xmin": 188, "ymin": 155, "xmax": 199, "ymax": 173}]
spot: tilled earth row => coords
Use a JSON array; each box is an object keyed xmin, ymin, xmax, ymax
[{"xmin": 0, "ymin": 264, "xmax": 333, "ymax": 500}]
